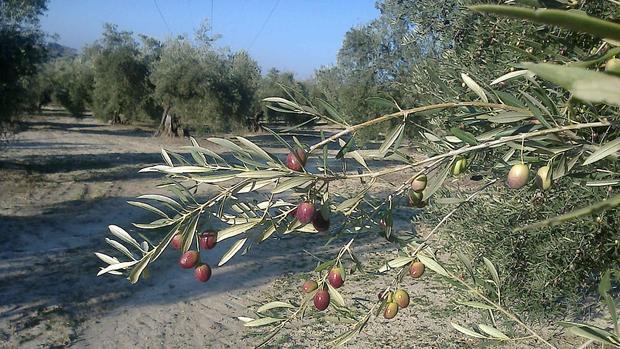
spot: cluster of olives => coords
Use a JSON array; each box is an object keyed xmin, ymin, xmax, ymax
[
  {"xmin": 171, "ymin": 230, "xmax": 218, "ymax": 283},
  {"xmin": 301, "ymin": 267, "xmax": 345, "ymax": 311},
  {"xmin": 379, "ymin": 260, "xmax": 424, "ymax": 319},
  {"xmin": 379, "ymin": 289, "xmax": 410, "ymax": 319},
  {"xmin": 285, "ymin": 147, "xmax": 331, "ymax": 232},
  {"xmin": 408, "ymin": 174, "xmax": 428, "ymax": 208},
  {"xmin": 507, "ymin": 163, "xmax": 551, "ymax": 190},
  {"xmin": 290, "ymin": 201, "xmax": 331, "ymax": 232}
]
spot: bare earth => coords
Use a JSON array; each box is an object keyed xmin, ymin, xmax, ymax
[{"xmin": 0, "ymin": 113, "xmax": 578, "ymax": 348}]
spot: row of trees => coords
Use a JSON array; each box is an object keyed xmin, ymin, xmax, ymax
[{"xmin": 31, "ymin": 23, "xmax": 316, "ymax": 135}]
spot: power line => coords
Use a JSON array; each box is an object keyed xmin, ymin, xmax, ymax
[
  {"xmin": 248, "ymin": 0, "xmax": 280, "ymax": 49},
  {"xmin": 153, "ymin": 0, "xmax": 172, "ymax": 34}
]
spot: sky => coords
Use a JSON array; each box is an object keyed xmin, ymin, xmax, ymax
[{"xmin": 40, "ymin": 0, "xmax": 379, "ymax": 79}]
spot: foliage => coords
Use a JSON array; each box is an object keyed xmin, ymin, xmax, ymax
[
  {"xmin": 150, "ymin": 36, "xmax": 262, "ymax": 134},
  {"xmin": 42, "ymin": 57, "xmax": 94, "ymax": 116},
  {"xmin": 0, "ymin": 0, "xmax": 48, "ymax": 128},
  {"xmin": 89, "ymin": 24, "xmax": 160, "ymax": 124},
  {"xmin": 423, "ymin": 183, "xmax": 618, "ymax": 318}
]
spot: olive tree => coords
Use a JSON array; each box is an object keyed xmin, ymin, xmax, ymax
[
  {"xmin": 0, "ymin": 0, "xmax": 47, "ymax": 131},
  {"xmin": 90, "ymin": 24, "xmax": 159, "ymax": 124}
]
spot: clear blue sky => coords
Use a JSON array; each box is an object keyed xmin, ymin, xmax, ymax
[{"xmin": 40, "ymin": 0, "xmax": 379, "ymax": 79}]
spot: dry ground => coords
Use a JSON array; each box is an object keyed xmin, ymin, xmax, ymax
[{"xmin": 0, "ymin": 112, "xmax": 586, "ymax": 348}]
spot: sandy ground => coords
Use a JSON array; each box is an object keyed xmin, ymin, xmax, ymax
[{"xmin": 0, "ymin": 113, "xmax": 583, "ymax": 348}]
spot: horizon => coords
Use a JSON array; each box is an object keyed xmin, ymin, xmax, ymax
[{"xmin": 40, "ymin": 0, "xmax": 380, "ymax": 79}]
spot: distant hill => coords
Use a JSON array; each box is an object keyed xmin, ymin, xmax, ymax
[{"xmin": 47, "ymin": 42, "xmax": 77, "ymax": 58}]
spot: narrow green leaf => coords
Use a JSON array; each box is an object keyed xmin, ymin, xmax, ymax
[
  {"xmin": 560, "ymin": 321, "xmax": 620, "ymax": 346},
  {"xmin": 478, "ymin": 324, "xmax": 510, "ymax": 340},
  {"xmin": 488, "ymin": 112, "xmax": 531, "ymax": 124},
  {"xmin": 423, "ymin": 162, "xmax": 451, "ymax": 199},
  {"xmin": 236, "ymin": 136, "xmax": 274, "ymax": 162},
  {"xmin": 336, "ymin": 137, "xmax": 355, "ymax": 159},
  {"xmin": 456, "ymin": 251, "xmax": 475, "ymax": 281},
  {"xmin": 243, "ymin": 317, "xmax": 284, "ymax": 327},
  {"xmin": 257, "ymin": 301, "xmax": 295, "ymax": 313},
  {"xmin": 317, "ymin": 99, "xmax": 348, "ymax": 125},
  {"xmin": 218, "ymin": 238, "xmax": 247, "ymax": 266},
  {"xmin": 207, "ymin": 137, "xmax": 246, "ymax": 154},
  {"xmin": 108, "ymin": 225, "xmax": 141, "ymax": 250},
  {"xmin": 470, "ymin": 5, "xmax": 620, "ymax": 41},
  {"xmin": 451, "ymin": 322, "xmax": 488, "ymax": 339},
  {"xmin": 417, "ymin": 254, "xmax": 449, "ymax": 277},
  {"xmin": 236, "ymin": 170, "xmax": 285, "ymax": 179},
  {"xmin": 96, "ymin": 261, "xmax": 138, "ymax": 276},
  {"xmin": 272, "ymin": 177, "xmax": 313, "ymax": 194},
  {"xmin": 94, "ymin": 252, "xmax": 120, "ymax": 265},
  {"xmin": 127, "ymin": 201, "xmax": 169, "ymax": 219},
  {"xmin": 132, "ymin": 219, "xmax": 175, "ymax": 229},
  {"xmin": 583, "ymin": 137, "xmax": 620, "ymax": 165},
  {"xmin": 521, "ymin": 63, "xmax": 620, "ymax": 107},
  {"xmin": 388, "ymin": 256, "xmax": 415, "ymax": 269},
  {"xmin": 217, "ymin": 221, "xmax": 260, "ymax": 242},
  {"xmin": 490, "ymin": 70, "xmax": 529, "ymax": 85},
  {"xmin": 327, "ymin": 283, "xmax": 346, "ymax": 307},
  {"xmin": 366, "ymin": 96, "xmax": 397, "ymax": 109},
  {"xmin": 461, "ymin": 73, "xmax": 488, "ymax": 103},
  {"xmin": 483, "ymin": 257, "xmax": 500, "ymax": 287},
  {"xmin": 450, "ymin": 127, "xmax": 478, "ymax": 145},
  {"xmin": 161, "ymin": 148, "xmax": 173, "ymax": 166},
  {"xmin": 137, "ymin": 195, "xmax": 183, "ymax": 211},
  {"xmin": 128, "ymin": 255, "xmax": 152, "ymax": 284}
]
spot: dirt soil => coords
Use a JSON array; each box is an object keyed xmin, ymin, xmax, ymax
[{"xmin": 0, "ymin": 113, "xmax": 580, "ymax": 349}]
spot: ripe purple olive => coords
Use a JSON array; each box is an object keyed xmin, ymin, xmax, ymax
[
  {"xmin": 194, "ymin": 263, "xmax": 212, "ymax": 282},
  {"xmin": 302, "ymin": 280, "xmax": 318, "ymax": 293},
  {"xmin": 328, "ymin": 267, "xmax": 344, "ymax": 288},
  {"xmin": 409, "ymin": 261, "xmax": 425, "ymax": 278},
  {"xmin": 312, "ymin": 210, "xmax": 330, "ymax": 232},
  {"xmin": 286, "ymin": 148, "xmax": 307, "ymax": 172},
  {"xmin": 295, "ymin": 202, "xmax": 315, "ymax": 224},
  {"xmin": 383, "ymin": 302, "xmax": 399, "ymax": 319},
  {"xmin": 393, "ymin": 289, "xmax": 410, "ymax": 308},
  {"xmin": 170, "ymin": 234, "xmax": 182, "ymax": 250},
  {"xmin": 507, "ymin": 163, "xmax": 530, "ymax": 189},
  {"xmin": 199, "ymin": 230, "xmax": 218, "ymax": 250},
  {"xmin": 411, "ymin": 174, "xmax": 427, "ymax": 192},
  {"xmin": 314, "ymin": 289, "xmax": 330, "ymax": 311},
  {"xmin": 535, "ymin": 166, "xmax": 552, "ymax": 190},
  {"xmin": 408, "ymin": 190, "xmax": 424, "ymax": 207},
  {"xmin": 179, "ymin": 250, "xmax": 199, "ymax": 269}
]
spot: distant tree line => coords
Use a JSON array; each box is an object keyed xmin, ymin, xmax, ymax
[{"xmin": 29, "ymin": 22, "xmax": 321, "ymax": 135}]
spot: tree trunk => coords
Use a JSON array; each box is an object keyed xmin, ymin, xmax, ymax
[
  {"xmin": 156, "ymin": 106, "xmax": 181, "ymax": 137},
  {"xmin": 110, "ymin": 111, "xmax": 122, "ymax": 125}
]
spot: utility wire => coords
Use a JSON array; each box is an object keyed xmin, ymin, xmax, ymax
[
  {"xmin": 248, "ymin": 0, "xmax": 280, "ymax": 49},
  {"xmin": 210, "ymin": 0, "xmax": 214, "ymax": 35},
  {"xmin": 153, "ymin": 0, "xmax": 172, "ymax": 34}
]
